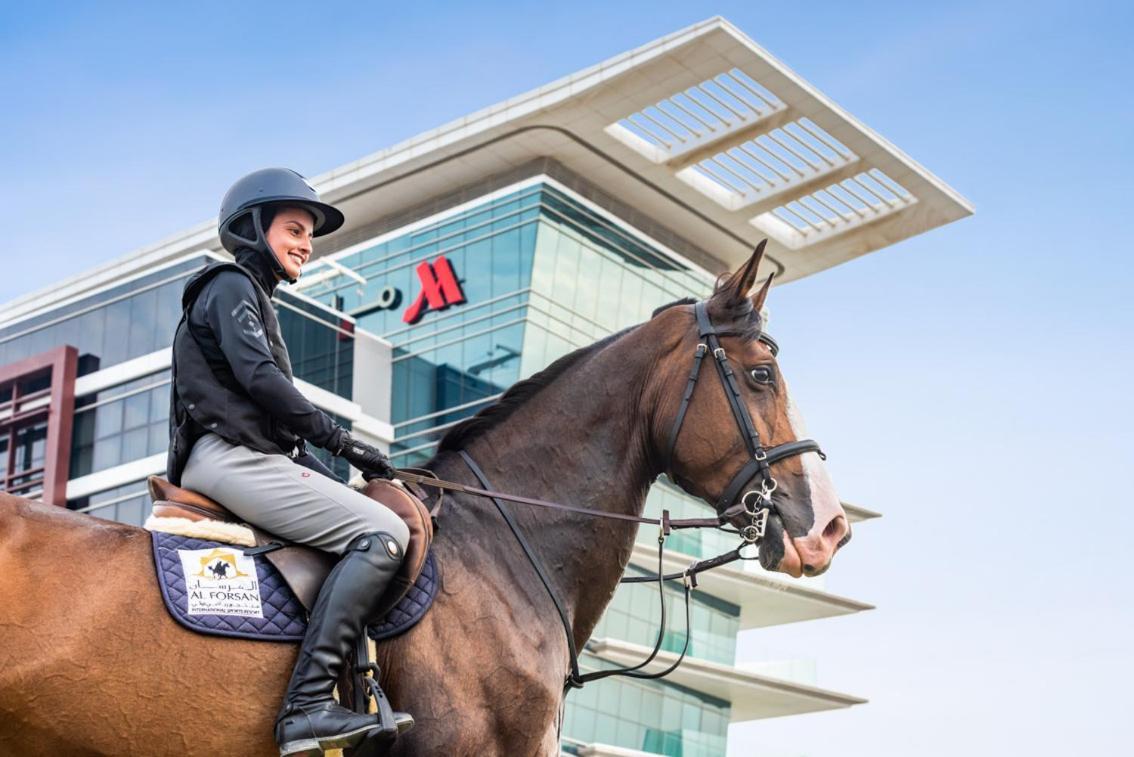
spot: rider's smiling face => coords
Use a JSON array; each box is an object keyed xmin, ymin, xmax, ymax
[{"xmin": 266, "ymin": 206, "xmax": 316, "ymax": 281}]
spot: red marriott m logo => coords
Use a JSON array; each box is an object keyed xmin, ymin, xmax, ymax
[{"xmin": 402, "ymin": 256, "xmax": 466, "ymax": 324}]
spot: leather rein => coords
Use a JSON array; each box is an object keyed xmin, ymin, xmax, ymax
[{"xmin": 394, "ymin": 300, "xmax": 824, "ymax": 693}]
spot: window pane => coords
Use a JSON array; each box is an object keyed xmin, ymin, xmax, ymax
[
  {"xmin": 92, "ymin": 437, "xmax": 121, "ymax": 470},
  {"xmin": 123, "ymin": 393, "xmax": 150, "ymax": 430},
  {"xmin": 121, "ymin": 428, "xmax": 148, "ymax": 462},
  {"xmin": 94, "ymin": 403, "xmax": 123, "ymax": 439},
  {"xmin": 128, "ymin": 288, "xmax": 159, "ymax": 356}
]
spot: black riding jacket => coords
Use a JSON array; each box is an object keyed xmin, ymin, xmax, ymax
[{"xmin": 166, "ymin": 247, "xmax": 345, "ymax": 483}]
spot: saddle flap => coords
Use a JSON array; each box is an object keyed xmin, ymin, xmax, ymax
[{"xmin": 248, "ymin": 525, "xmax": 337, "ymax": 613}]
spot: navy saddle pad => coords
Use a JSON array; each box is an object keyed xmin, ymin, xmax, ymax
[{"xmin": 151, "ymin": 532, "xmax": 439, "ymax": 643}]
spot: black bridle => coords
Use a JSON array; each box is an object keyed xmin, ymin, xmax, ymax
[
  {"xmin": 663, "ymin": 301, "xmax": 824, "ymax": 544},
  {"xmin": 399, "ymin": 299, "xmax": 825, "ymax": 694}
]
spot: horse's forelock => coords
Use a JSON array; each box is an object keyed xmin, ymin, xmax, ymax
[
  {"xmin": 651, "ymin": 288, "xmax": 763, "ymax": 343},
  {"xmin": 707, "ymin": 278, "xmax": 764, "ymax": 343}
]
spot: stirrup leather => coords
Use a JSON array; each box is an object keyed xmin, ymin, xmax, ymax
[{"xmin": 352, "ymin": 636, "xmax": 414, "ymax": 744}]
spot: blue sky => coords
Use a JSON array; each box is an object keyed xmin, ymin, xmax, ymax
[{"xmin": 2, "ymin": 1, "xmax": 1131, "ymax": 754}]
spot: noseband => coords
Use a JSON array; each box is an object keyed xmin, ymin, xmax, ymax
[{"xmin": 663, "ymin": 301, "xmax": 824, "ymax": 543}]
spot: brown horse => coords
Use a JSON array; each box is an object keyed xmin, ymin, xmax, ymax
[{"xmin": 0, "ymin": 247, "xmax": 849, "ymax": 755}]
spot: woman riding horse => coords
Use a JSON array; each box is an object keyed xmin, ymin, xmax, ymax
[{"xmin": 167, "ymin": 168, "xmax": 410, "ymax": 756}]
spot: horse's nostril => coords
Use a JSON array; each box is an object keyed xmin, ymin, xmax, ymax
[{"xmin": 803, "ymin": 564, "xmax": 815, "ymax": 575}]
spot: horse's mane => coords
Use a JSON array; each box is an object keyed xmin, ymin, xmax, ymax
[
  {"xmin": 438, "ymin": 285, "xmax": 760, "ymax": 452},
  {"xmin": 652, "ymin": 297, "xmax": 695, "ymax": 317}
]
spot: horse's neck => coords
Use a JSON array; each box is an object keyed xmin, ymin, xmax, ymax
[{"xmin": 437, "ymin": 330, "xmax": 660, "ymax": 644}]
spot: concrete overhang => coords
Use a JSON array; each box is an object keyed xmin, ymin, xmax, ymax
[
  {"xmin": 569, "ymin": 744, "xmax": 657, "ymax": 757},
  {"xmin": 315, "ymin": 15, "xmax": 971, "ymax": 283},
  {"xmin": 0, "ymin": 16, "xmax": 970, "ymax": 326},
  {"xmin": 843, "ymin": 501, "xmax": 881, "ymax": 523},
  {"xmin": 584, "ymin": 639, "xmax": 866, "ymax": 722},
  {"xmin": 626, "ymin": 543, "xmax": 873, "ymax": 630}
]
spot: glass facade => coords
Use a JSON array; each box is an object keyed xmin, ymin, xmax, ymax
[
  {"xmin": 70, "ymin": 371, "xmax": 171, "ymax": 478},
  {"xmin": 301, "ymin": 183, "xmax": 710, "ymax": 466},
  {"xmin": 2, "ymin": 419, "xmax": 47, "ymax": 499},
  {"xmin": 0, "ymin": 371, "xmax": 52, "ymax": 499},
  {"xmin": 593, "ymin": 566, "xmax": 741, "ymax": 666},
  {"xmin": 277, "ymin": 295, "xmax": 355, "ymax": 398},
  {"xmin": 301, "ymin": 181, "xmax": 740, "ymax": 756},
  {"xmin": 67, "ymin": 478, "xmax": 151, "ymax": 523},
  {"xmin": 563, "ymin": 673, "xmax": 730, "ymax": 757},
  {"xmin": 0, "ymin": 260, "xmax": 195, "ymax": 377},
  {"xmin": 0, "ymin": 256, "xmax": 356, "ymax": 392}
]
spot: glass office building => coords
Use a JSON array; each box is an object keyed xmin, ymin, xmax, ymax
[{"xmin": 0, "ymin": 16, "xmax": 974, "ymax": 755}]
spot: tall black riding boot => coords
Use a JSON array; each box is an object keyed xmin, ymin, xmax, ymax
[{"xmin": 275, "ymin": 531, "xmax": 411, "ymax": 757}]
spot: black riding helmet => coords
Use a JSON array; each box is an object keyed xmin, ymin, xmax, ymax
[{"xmin": 218, "ymin": 168, "xmax": 345, "ymax": 283}]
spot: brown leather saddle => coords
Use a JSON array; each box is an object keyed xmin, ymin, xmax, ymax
[{"xmin": 148, "ymin": 475, "xmax": 433, "ymax": 619}]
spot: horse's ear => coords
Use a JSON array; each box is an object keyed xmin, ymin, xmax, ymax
[
  {"xmin": 752, "ymin": 271, "xmax": 774, "ymax": 314},
  {"xmin": 715, "ymin": 240, "xmax": 767, "ymax": 304}
]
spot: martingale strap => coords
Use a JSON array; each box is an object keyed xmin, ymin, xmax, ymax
[
  {"xmin": 458, "ymin": 451, "xmax": 583, "ymax": 685},
  {"xmin": 459, "ymin": 450, "xmax": 693, "ymax": 693}
]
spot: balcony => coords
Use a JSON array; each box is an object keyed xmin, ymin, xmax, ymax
[
  {"xmin": 583, "ymin": 640, "xmax": 865, "ymax": 722},
  {"xmin": 626, "ymin": 542, "xmax": 872, "ymax": 630}
]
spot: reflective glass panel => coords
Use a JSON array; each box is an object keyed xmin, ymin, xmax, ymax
[{"xmin": 0, "ymin": 257, "xmax": 206, "ymax": 375}]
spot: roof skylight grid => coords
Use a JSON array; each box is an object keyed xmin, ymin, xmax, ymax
[
  {"xmin": 750, "ymin": 169, "xmax": 918, "ymax": 248},
  {"xmin": 582, "ymin": 22, "xmax": 970, "ymax": 268},
  {"xmin": 604, "ymin": 68, "xmax": 786, "ymax": 162},
  {"xmin": 674, "ymin": 117, "xmax": 859, "ymax": 210}
]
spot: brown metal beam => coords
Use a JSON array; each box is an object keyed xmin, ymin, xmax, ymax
[{"xmin": 0, "ymin": 345, "xmax": 77, "ymax": 507}]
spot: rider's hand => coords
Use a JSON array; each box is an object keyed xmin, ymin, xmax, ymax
[{"xmin": 335, "ymin": 432, "xmax": 396, "ymax": 480}]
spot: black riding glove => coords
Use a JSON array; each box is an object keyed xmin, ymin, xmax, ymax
[{"xmin": 335, "ymin": 432, "xmax": 396, "ymax": 480}]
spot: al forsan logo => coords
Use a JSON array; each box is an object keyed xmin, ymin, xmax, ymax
[{"xmin": 192, "ymin": 548, "xmax": 252, "ymax": 581}]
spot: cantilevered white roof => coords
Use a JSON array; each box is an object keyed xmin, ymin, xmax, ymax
[
  {"xmin": 584, "ymin": 640, "xmax": 866, "ymax": 721},
  {"xmin": 624, "ymin": 499, "xmax": 877, "ymax": 630},
  {"xmin": 316, "ymin": 15, "xmax": 971, "ymax": 282},
  {"xmin": 843, "ymin": 501, "xmax": 882, "ymax": 523},
  {"xmin": 0, "ymin": 15, "xmax": 970, "ymax": 325},
  {"xmin": 627, "ymin": 543, "xmax": 873, "ymax": 630}
]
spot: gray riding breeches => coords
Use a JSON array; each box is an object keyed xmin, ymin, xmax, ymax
[{"xmin": 181, "ymin": 433, "xmax": 410, "ymax": 556}]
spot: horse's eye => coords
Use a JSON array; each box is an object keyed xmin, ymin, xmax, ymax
[{"xmin": 750, "ymin": 366, "xmax": 774, "ymax": 385}]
